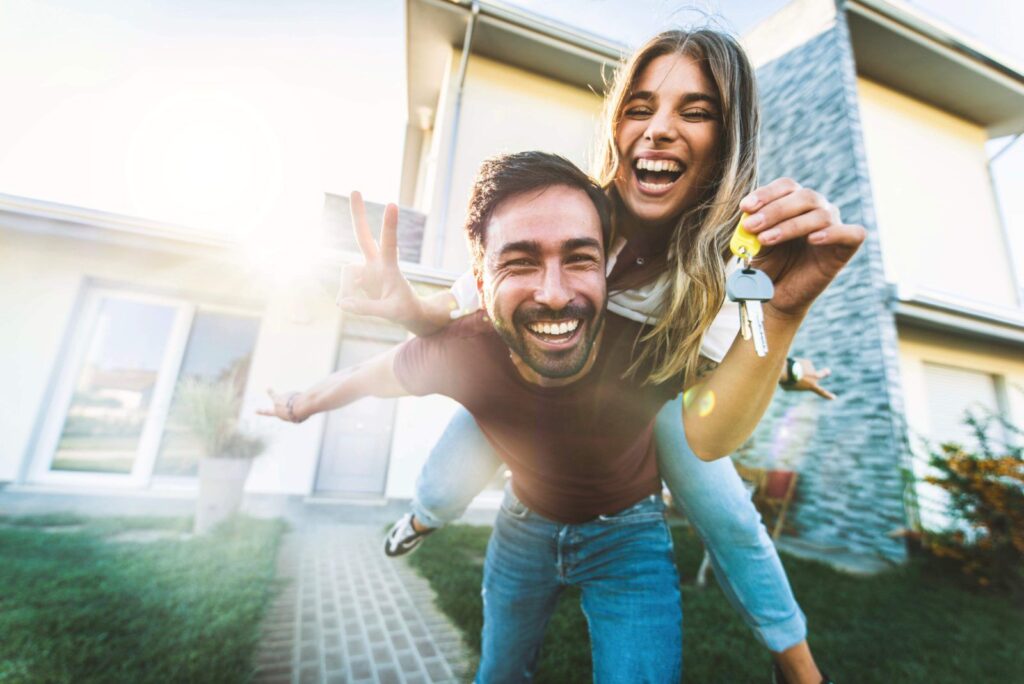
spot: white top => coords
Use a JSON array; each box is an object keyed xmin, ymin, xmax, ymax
[{"xmin": 450, "ymin": 237, "xmax": 741, "ymax": 363}]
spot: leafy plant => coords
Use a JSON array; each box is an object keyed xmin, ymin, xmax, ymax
[
  {"xmin": 921, "ymin": 411, "xmax": 1024, "ymax": 593},
  {"xmin": 175, "ymin": 378, "xmax": 266, "ymax": 459}
]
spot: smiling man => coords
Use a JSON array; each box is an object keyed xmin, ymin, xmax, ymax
[
  {"xmin": 262, "ymin": 152, "xmax": 688, "ymax": 681},
  {"xmin": 262, "ymin": 150, "xmax": 860, "ymax": 683}
]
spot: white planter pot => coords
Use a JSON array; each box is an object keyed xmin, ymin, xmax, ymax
[{"xmin": 194, "ymin": 457, "xmax": 253, "ymax": 534}]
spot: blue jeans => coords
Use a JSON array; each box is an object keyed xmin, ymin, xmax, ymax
[
  {"xmin": 477, "ymin": 485, "xmax": 681, "ymax": 683},
  {"xmin": 412, "ymin": 396, "xmax": 807, "ymax": 652}
]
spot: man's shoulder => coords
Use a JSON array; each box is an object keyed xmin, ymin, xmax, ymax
[{"xmin": 433, "ymin": 310, "xmax": 496, "ymax": 341}]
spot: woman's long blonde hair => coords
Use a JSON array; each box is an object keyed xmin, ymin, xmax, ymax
[{"xmin": 593, "ymin": 29, "xmax": 760, "ymax": 385}]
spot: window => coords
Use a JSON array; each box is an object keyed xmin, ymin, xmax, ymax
[
  {"xmin": 32, "ymin": 287, "xmax": 261, "ymax": 487},
  {"xmin": 914, "ymin": 362, "xmax": 1007, "ymax": 530},
  {"xmin": 51, "ymin": 298, "xmax": 178, "ymax": 474},
  {"xmin": 154, "ymin": 311, "xmax": 262, "ymax": 477}
]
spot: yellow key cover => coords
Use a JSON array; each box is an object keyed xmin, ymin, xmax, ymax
[{"xmin": 730, "ymin": 213, "xmax": 761, "ymax": 261}]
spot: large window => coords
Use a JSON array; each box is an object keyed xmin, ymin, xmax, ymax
[{"xmin": 32, "ymin": 288, "xmax": 261, "ymax": 487}]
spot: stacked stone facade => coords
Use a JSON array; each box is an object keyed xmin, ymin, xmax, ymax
[{"xmin": 746, "ymin": 14, "xmax": 912, "ymax": 562}]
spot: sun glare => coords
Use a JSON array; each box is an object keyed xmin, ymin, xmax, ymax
[{"xmin": 126, "ymin": 90, "xmax": 284, "ymax": 237}]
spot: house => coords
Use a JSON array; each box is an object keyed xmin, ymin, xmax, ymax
[{"xmin": 2, "ymin": 0, "xmax": 1021, "ymax": 566}]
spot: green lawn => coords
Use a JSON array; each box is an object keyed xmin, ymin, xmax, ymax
[
  {"xmin": 0, "ymin": 513, "xmax": 285, "ymax": 683},
  {"xmin": 409, "ymin": 524, "xmax": 1024, "ymax": 683}
]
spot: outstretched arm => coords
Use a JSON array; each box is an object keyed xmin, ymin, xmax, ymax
[
  {"xmin": 335, "ymin": 191, "xmax": 457, "ymax": 336},
  {"xmin": 683, "ymin": 179, "xmax": 864, "ymax": 460},
  {"xmin": 257, "ymin": 347, "xmax": 408, "ymax": 423}
]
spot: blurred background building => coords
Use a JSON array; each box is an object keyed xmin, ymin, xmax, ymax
[{"xmin": 1, "ymin": 0, "xmax": 1021, "ymax": 566}]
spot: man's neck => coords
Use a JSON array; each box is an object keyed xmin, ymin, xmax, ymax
[{"xmin": 509, "ymin": 331, "xmax": 604, "ymax": 388}]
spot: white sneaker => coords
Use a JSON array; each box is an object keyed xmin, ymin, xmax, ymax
[{"xmin": 383, "ymin": 513, "xmax": 434, "ymax": 557}]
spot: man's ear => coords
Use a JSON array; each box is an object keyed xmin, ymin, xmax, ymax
[{"xmin": 473, "ymin": 264, "xmax": 484, "ymax": 298}]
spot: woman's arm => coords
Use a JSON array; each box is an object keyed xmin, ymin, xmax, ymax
[
  {"xmin": 257, "ymin": 347, "xmax": 408, "ymax": 423},
  {"xmin": 683, "ymin": 179, "xmax": 864, "ymax": 460}
]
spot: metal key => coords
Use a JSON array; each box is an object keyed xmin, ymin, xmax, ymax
[{"xmin": 726, "ymin": 266, "xmax": 774, "ymax": 357}]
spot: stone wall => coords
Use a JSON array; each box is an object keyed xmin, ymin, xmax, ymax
[{"xmin": 746, "ymin": 14, "xmax": 911, "ymax": 562}]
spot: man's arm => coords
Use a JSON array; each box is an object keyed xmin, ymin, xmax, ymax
[
  {"xmin": 334, "ymin": 191, "xmax": 459, "ymax": 337},
  {"xmin": 258, "ymin": 347, "xmax": 408, "ymax": 423}
]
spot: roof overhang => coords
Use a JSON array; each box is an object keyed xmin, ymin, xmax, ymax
[
  {"xmin": 0, "ymin": 193, "xmax": 457, "ymax": 286},
  {"xmin": 892, "ymin": 286, "xmax": 1024, "ymax": 347},
  {"xmin": 847, "ymin": 0, "xmax": 1024, "ymax": 137},
  {"xmin": 405, "ymin": 0, "xmax": 627, "ymax": 126}
]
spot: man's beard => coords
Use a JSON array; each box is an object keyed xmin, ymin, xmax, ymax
[{"xmin": 491, "ymin": 300, "xmax": 605, "ymax": 380}]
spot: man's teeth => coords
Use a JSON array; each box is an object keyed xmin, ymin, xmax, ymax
[
  {"xmin": 528, "ymin": 320, "xmax": 580, "ymax": 335},
  {"xmin": 635, "ymin": 158, "xmax": 682, "ymax": 172}
]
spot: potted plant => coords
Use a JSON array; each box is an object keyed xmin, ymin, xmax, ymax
[{"xmin": 176, "ymin": 377, "xmax": 266, "ymax": 534}]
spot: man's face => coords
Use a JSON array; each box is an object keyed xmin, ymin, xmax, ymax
[{"xmin": 479, "ymin": 185, "xmax": 607, "ymax": 382}]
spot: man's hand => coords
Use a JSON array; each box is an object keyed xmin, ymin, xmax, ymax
[
  {"xmin": 781, "ymin": 358, "xmax": 835, "ymax": 400},
  {"xmin": 336, "ymin": 192, "xmax": 427, "ymax": 327},
  {"xmin": 256, "ymin": 388, "xmax": 304, "ymax": 422},
  {"xmin": 739, "ymin": 178, "xmax": 866, "ymax": 318}
]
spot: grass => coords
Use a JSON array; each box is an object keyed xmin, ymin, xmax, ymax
[
  {"xmin": 0, "ymin": 513, "xmax": 285, "ymax": 683},
  {"xmin": 409, "ymin": 524, "xmax": 1024, "ymax": 683}
]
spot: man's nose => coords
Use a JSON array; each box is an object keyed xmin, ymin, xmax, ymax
[{"xmin": 533, "ymin": 267, "xmax": 573, "ymax": 311}]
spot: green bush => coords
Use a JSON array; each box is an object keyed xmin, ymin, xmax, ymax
[{"xmin": 922, "ymin": 412, "xmax": 1024, "ymax": 593}]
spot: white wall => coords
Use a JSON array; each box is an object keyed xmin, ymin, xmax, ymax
[
  {"xmin": 857, "ymin": 77, "xmax": 1018, "ymax": 309},
  {"xmin": 0, "ymin": 226, "xmax": 343, "ymax": 494},
  {"xmin": 421, "ymin": 50, "xmax": 604, "ymax": 272}
]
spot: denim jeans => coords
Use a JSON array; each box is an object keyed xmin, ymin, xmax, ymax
[
  {"xmin": 476, "ymin": 485, "xmax": 681, "ymax": 683},
  {"xmin": 412, "ymin": 396, "xmax": 807, "ymax": 652}
]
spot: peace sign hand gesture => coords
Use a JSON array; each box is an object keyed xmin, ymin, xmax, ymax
[{"xmin": 336, "ymin": 191, "xmax": 427, "ymax": 330}]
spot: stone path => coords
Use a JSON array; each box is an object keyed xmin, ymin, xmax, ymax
[{"xmin": 252, "ymin": 524, "xmax": 474, "ymax": 684}]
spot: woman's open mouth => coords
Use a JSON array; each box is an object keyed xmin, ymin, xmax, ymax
[
  {"xmin": 633, "ymin": 157, "xmax": 684, "ymax": 195},
  {"xmin": 524, "ymin": 319, "xmax": 582, "ymax": 347}
]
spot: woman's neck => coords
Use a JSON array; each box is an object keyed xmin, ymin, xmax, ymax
[{"xmin": 617, "ymin": 214, "xmax": 673, "ymax": 254}]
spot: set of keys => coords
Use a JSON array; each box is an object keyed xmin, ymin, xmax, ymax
[{"xmin": 726, "ymin": 214, "xmax": 774, "ymax": 357}]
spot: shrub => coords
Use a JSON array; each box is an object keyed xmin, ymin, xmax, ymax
[{"xmin": 921, "ymin": 412, "xmax": 1024, "ymax": 593}]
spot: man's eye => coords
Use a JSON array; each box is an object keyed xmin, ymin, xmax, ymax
[
  {"xmin": 566, "ymin": 254, "xmax": 598, "ymax": 266},
  {"xmin": 503, "ymin": 259, "xmax": 534, "ymax": 269}
]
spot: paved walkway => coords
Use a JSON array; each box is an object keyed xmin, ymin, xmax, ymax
[{"xmin": 252, "ymin": 524, "xmax": 474, "ymax": 684}]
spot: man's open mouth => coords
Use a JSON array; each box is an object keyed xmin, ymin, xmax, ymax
[
  {"xmin": 525, "ymin": 319, "xmax": 581, "ymax": 344},
  {"xmin": 633, "ymin": 157, "xmax": 685, "ymax": 192}
]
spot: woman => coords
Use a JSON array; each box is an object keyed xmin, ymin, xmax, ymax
[{"xmin": 336, "ymin": 29, "xmax": 846, "ymax": 684}]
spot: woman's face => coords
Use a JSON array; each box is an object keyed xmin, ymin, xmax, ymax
[{"xmin": 614, "ymin": 52, "xmax": 722, "ymax": 229}]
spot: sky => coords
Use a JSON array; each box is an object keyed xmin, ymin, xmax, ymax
[{"xmin": 0, "ymin": 0, "xmax": 1020, "ymax": 264}]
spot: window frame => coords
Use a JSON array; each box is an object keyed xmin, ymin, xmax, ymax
[{"xmin": 28, "ymin": 284, "xmax": 261, "ymax": 489}]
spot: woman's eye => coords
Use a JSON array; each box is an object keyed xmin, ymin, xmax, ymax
[
  {"xmin": 624, "ymin": 106, "xmax": 652, "ymax": 118},
  {"xmin": 682, "ymin": 109, "xmax": 715, "ymax": 121}
]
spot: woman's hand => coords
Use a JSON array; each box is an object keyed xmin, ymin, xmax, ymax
[
  {"xmin": 781, "ymin": 357, "xmax": 835, "ymax": 400},
  {"xmin": 738, "ymin": 178, "xmax": 866, "ymax": 319}
]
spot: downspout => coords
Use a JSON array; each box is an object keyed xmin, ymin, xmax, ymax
[
  {"xmin": 432, "ymin": 0, "xmax": 480, "ymax": 268},
  {"xmin": 986, "ymin": 132, "xmax": 1023, "ymax": 307}
]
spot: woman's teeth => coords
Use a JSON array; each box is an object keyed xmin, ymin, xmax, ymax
[
  {"xmin": 635, "ymin": 158, "xmax": 682, "ymax": 172},
  {"xmin": 635, "ymin": 158, "xmax": 684, "ymax": 190},
  {"xmin": 527, "ymin": 320, "xmax": 580, "ymax": 336}
]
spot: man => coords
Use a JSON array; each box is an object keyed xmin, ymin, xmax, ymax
[{"xmin": 260, "ymin": 152, "xmax": 863, "ymax": 682}]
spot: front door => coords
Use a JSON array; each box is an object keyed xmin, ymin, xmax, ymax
[{"xmin": 314, "ymin": 335, "xmax": 399, "ymax": 496}]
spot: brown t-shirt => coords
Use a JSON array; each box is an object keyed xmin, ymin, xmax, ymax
[{"xmin": 394, "ymin": 311, "xmax": 681, "ymax": 523}]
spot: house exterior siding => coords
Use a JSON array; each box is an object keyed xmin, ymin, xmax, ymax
[{"xmin": 748, "ymin": 18, "xmax": 910, "ymax": 562}]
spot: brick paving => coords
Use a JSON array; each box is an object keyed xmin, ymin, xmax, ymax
[{"xmin": 252, "ymin": 524, "xmax": 474, "ymax": 684}]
